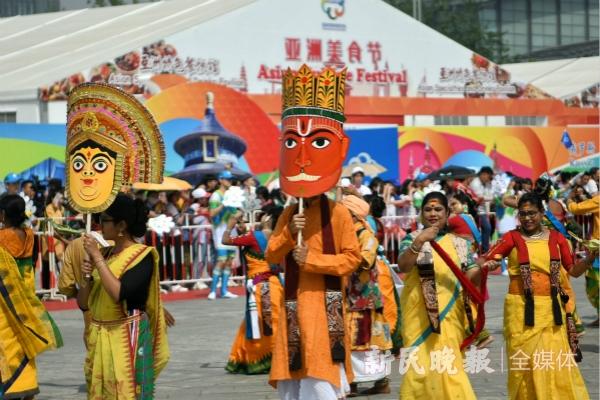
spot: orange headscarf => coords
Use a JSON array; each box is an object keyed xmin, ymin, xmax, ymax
[{"xmin": 341, "ymin": 195, "xmax": 372, "ymax": 231}]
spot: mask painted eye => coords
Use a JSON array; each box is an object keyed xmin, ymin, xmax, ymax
[
  {"xmin": 311, "ymin": 137, "xmax": 330, "ymax": 149},
  {"xmin": 93, "ymin": 159, "xmax": 109, "ymax": 172},
  {"xmin": 284, "ymin": 138, "xmax": 297, "ymax": 149},
  {"xmin": 72, "ymin": 157, "xmax": 85, "ymax": 172}
]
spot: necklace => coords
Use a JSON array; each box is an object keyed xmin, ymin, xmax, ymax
[{"xmin": 525, "ymin": 229, "xmax": 544, "ymax": 239}]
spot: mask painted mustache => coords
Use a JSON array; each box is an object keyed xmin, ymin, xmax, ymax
[{"xmin": 286, "ymin": 172, "xmax": 321, "ymax": 182}]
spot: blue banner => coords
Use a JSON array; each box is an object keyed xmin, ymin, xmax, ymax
[{"xmin": 344, "ymin": 126, "xmax": 399, "ymax": 183}]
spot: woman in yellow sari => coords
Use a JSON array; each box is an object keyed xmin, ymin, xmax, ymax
[
  {"xmin": 0, "ymin": 246, "xmax": 62, "ymax": 399},
  {"xmin": 222, "ymin": 206, "xmax": 284, "ymax": 374},
  {"xmin": 396, "ymin": 191, "xmax": 480, "ymax": 399},
  {"xmin": 483, "ymin": 192, "xmax": 593, "ymax": 400},
  {"xmin": 78, "ymin": 194, "xmax": 169, "ymax": 399},
  {"xmin": 0, "ymin": 194, "xmax": 36, "ymax": 292},
  {"xmin": 0, "ymin": 195, "xmax": 62, "ymax": 399}
]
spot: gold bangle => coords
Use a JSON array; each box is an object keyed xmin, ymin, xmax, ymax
[{"xmin": 409, "ymin": 244, "xmax": 420, "ymax": 255}]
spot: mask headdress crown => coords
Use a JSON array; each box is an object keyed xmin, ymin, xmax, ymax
[
  {"xmin": 281, "ymin": 64, "xmax": 347, "ymax": 124},
  {"xmin": 278, "ymin": 64, "xmax": 349, "ymax": 198},
  {"xmin": 66, "ymin": 83, "xmax": 165, "ymax": 213}
]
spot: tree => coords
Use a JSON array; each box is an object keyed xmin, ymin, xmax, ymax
[{"xmin": 384, "ymin": 0, "xmax": 512, "ymax": 63}]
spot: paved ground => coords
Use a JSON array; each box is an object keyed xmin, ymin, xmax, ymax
[{"xmin": 36, "ymin": 275, "xmax": 599, "ymax": 399}]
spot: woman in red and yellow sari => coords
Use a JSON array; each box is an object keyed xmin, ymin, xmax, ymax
[
  {"xmin": 0, "ymin": 194, "xmax": 36, "ymax": 292},
  {"xmin": 78, "ymin": 194, "xmax": 169, "ymax": 399},
  {"xmin": 0, "ymin": 195, "xmax": 62, "ymax": 399},
  {"xmin": 483, "ymin": 192, "xmax": 593, "ymax": 400},
  {"xmin": 222, "ymin": 206, "xmax": 284, "ymax": 375},
  {"xmin": 397, "ymin": 191, "xmax": 481, "ymax": 399}
]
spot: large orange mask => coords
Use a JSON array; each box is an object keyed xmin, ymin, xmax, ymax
[{"xmin": 279, "ymin": 65, "xmax": 349, "ymax": 198}]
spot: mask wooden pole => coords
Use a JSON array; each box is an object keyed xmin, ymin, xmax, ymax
[
  {"xmin": 297, "ymin": 197, "xmax": 304, "ymax": 246},
  {"xmin": 85, "ymin": 213, "xmax": 91, "ymax": 279}
]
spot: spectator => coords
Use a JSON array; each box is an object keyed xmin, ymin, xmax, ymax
[
  {"xmin": 165, "ymin": 191, "xmax": 187, "ymax": 292},
  {"xmin": 204, "ymin": 174, "xmax": 219, "ymax": 193},
  {"xmin": 369, "ymin": 177, "xmax": 384, "ymax": 195},
  {"xmin": 190, "ymin": 187, "xmax": 212, "ymax": 290},
  {"xmin": 20, "ymin": 180, "xmax": 35, "ymax": 200},
  {"xmin": 470, "ymin": 166, "xmax": 495, "ymax": 252},
  {"xmin": 2, "ymin": 172, "xmax": 20, "ymax": 198},
  {"xmin": 582, "ymin": 169, "xmax": 598, "ymax": 195},
  {"xmin": 208, "ymin": 170, "xmax": 238, "ymax": 300},
  {"xmin": 256, "ymin": 186, "xmax": 272, "ymax": 208},
  {"xmin": 351, "ymin": 166, "xmax": 372, "ymax": 196}
]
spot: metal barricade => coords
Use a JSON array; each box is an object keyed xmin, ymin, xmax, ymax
[
  {"xmin": 33, "ymin": 218, "xmax": 72, "ymax": 301},
  {"xmin": 147, "ymin": 222, "xmax": 246, "ymax": 288},
  {"xmin": 32, "ymin": 211, "xmax": 425, "ymax": 298},
  {"xmin": 380, "ymin": 215, "xmax": 417, "ymax": 267}
]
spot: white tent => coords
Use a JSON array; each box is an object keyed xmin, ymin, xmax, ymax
[
  {"xmin": 501, "ymin": 56, "xmax": 600, "ymax": 99},
  {"xmin": 0, "ymin": 0, "xmax": 255, "ymax": 92}
]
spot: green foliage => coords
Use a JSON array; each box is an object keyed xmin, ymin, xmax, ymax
[{"xmin": 384, "ymin": 0, "xmax": 513, "ymax": 63}]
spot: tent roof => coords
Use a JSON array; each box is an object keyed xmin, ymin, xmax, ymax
[
  {"xmin": 501, "ymin": 56, "xmax": 600, "ymax": 99},
  {"xmin": 0, "ymin": 0, "xmax": 255, "ymax": 92}
]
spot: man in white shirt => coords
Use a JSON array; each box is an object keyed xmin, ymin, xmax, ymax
[
  {"xmin": 351, "ymin": 166, "xmax": 372, "ymax": 196},
  {"xmin": 469, "ymin": 166, "xmax": 494, "ymax": 252},
  {"xmin": 582, "ymin": 170, "xmax": 599, "ymax": 195}
]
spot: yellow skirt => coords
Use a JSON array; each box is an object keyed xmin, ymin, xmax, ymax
[
  {"xmin": 2, "ymin": 357, "xmax": 38, "ymax": 399},
  {"xmin": 504, "ymin": 294, "xmax": 589, "ymax": 400},
  {"xmin": 400, "ymin": 287, "xmax": 476, "ymax": 400},
  {"xmin": 225, "ymin": 276, "xmax": 283, "ymax": 374}
]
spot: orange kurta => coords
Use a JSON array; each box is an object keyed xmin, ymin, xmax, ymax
[{"xmin": 265, "ymin": 198, "xmax": 361, "ymax": 388}]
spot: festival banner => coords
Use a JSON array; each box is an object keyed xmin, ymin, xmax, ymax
[
  {"xmin": 38, "ymin": 0, "xmax": 551, "ymax": 106},
  {"xmin": 399, "ymin": 126, "xmax": 599, "ymax": 181}
]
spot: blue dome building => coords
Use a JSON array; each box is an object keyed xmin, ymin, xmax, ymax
[{"xmin": 172, "ymin": 92, "xmax": 249, "ymax": 185}]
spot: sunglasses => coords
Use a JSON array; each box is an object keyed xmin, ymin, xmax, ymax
[{"xmin": 517, "ymin": 210, "xmax": 540, "ymax": 219}]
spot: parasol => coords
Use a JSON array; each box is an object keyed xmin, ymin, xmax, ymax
[{"xmin": 427, "ymin": 165, "xmax": 476, "ymax": 181}]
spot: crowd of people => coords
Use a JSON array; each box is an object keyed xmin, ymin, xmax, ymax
[{"xmin": 0, "ymin": 163, "xmax": 598, "ymax": 399}]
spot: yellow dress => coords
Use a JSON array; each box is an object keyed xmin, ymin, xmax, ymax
[
  {"xmin": 399, "ymin": 233, "xmax": 476, "ymax": 400},
  {"xmin": 0, "ymin": 246, "xmax": 62, "ymax": 398},
  {"xmin": 225, "ymin": 231, "xmax": 283, "ymax": 374},
  {"xmin": 84, "ymin": 244, "xmax": 169, "ymax": 399},
  {"xmin": 504, "ymin": 238, "xmax": 589, "ymax": 400}
]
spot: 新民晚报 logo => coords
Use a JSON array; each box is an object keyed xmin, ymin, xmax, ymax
[{"xmin": 321, "ymin": 0, "xmax": 345, "ymax": 20}]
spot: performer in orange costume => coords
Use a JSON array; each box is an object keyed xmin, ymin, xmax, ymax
[{"xmin": 266, "ymin": 64, "xmax": 362, "ymax": 400}]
